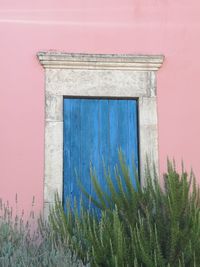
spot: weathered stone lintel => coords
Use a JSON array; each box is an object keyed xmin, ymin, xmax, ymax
[
  {"xmin": 45, "ymin": 69, "xmax": 154, "ymax": 98},
  {"xmin": 38, "ymin": 52, "xmax": 164, "ymax": 71}
]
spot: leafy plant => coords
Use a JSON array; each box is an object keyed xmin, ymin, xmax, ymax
[
  {"xmin": 0, "ymin": 198, "xmax": 85, "ymax": 267},
  {"xmin": 49, "ymin": 152, "xmax": 200, "ymax": 267}
]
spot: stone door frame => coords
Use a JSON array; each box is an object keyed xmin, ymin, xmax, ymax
[{"xmin": 37, "ymin": 52, "xmax": 164, "ymax": 216}]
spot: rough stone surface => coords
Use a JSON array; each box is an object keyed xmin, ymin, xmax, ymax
[
  {"xmin": 139, "ymin": 124, "xmax": 159, "ymax": 187},
  {"xmin": 147, "ymin": 72, "xmax": 156, "ymax": 97},
  {"xmin": 43, "ymin": 202, "xmax": 52, "ymax": 220},
  {"xmin": 139, "ymin": 97, "xmax": 157, "ymax": 125},
  {"xmin": 44, "ymin": 182, "xmax": 62, "ymax": 203},
  {"xmin": 45, "ymin": 121, "xmax": 63, "ymax": 203},
  {"xmin": 45, "ymin": 93, "xmax": 63, "ymax": 122},
  {"xmin": 46, "ymin": 69, "xmax": 150, "ymax": 97}
]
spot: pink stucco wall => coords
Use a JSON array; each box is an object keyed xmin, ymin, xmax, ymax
[{"xmin": 0, "ymin": 0, "xmax": 200, "ymax": 213}]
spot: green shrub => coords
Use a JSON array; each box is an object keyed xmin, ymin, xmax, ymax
[
  {"xmin": 49, "ymin": 152, "xmax": 200, "ymax": 267},
  {"xmin": 0, "ymin": 199, "xmax": 85, "ymax": 267}
]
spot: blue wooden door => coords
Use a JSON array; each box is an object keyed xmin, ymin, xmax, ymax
[{"xmin": 63, "ymin": 98, "xmax": 139, "ymax": 208}]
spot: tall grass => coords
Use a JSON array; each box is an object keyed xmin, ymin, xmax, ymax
[{"xmin": 49, "ymin": 153, "xmax": 200, "ymax": 267}]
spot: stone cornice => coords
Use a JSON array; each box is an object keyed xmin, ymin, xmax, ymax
[{"xmin": 37, "ymin": 52, "xmax": 164, "ymax": 71}]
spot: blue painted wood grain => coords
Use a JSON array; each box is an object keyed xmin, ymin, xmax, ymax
[
  {"xmin": 98, "ymin": 100, "xmax": 109, "ymax": 196},
  {"xmin": 63, "ymin": 98, "xmax": 139, "ymax": 210},
  {"xmin": 63, "ymin": 98, "xmax": 71, "ymax": 209},
  {"xmin": 128, "ymin": 100, "xmax": 139, "ymax": 188},
  {"xmin": 109, "ymin": 100, "xmax": 120, "ymax": 188}
]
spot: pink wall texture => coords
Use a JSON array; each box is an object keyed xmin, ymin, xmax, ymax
[{"xmin": 0, "ymin": 0, "xmax": 200, "ymax": 214}]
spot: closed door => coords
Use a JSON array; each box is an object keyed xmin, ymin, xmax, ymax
[{"xmin": 63, "ymin": 98, "xmax": 139, "ymax": 209}]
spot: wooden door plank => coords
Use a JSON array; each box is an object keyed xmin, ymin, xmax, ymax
[
  {"xmin": 98, "ymin": 99, "xmax": 109, "ymax": 194},
  {"xmin": 128, "ymin": 100, "xmax": 138, "ymax": 187},
  {"xmin": 63, "ymin": 99, "xmax": 71, "ymax": 208},
  {"xmin": 117, "ymin": 100, "xmax": 129, "ymax": 158},
  {"xmin": 69, "ymin": 99, "xmax": 81, "ymax": 207},
  {"xmin": 80, "ymin": 99, "xmax": 99, "ymax": 205},
  {"xmin": 108, "ymin": 100, "xmax": 119, "ymax": 182}
]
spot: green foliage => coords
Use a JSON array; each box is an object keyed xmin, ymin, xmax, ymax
[
  {"xmin": 0, "ymin": 199, "xmax": 85, "ymax": 267},
  {"xmin": 49, "ymin": 152, "xmax": 200, "ymax": 267}
]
